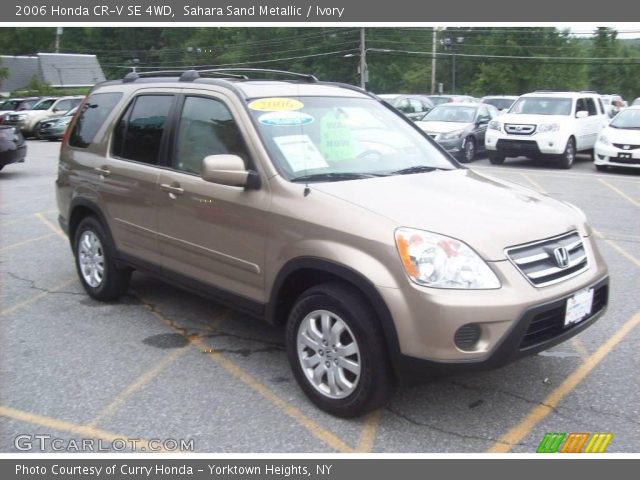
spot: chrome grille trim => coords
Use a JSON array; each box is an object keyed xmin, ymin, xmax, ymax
[
  {"xmin": 505, "ymin": 123, "xmax": 537, "ymax": 135},
  {"xmin": 505, "ymin": 231, "xmax": 590, "ymax": 287}
]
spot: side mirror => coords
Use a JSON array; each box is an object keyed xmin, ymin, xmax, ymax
[
  {"xmin": 576, "ymin": 110, "xmax": 589, "ymax": 118},
  {"xmin": 201, "ymin": 154, "xmax": 260, "ymax": 189}
]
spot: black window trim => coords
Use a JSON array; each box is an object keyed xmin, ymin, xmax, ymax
[{"xmin": 109, "ymin": 92, "xmax": 178, "ymax": 168}]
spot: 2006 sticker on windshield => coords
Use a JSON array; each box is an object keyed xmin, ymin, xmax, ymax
[{"xmin": 248, "ymin": 97, "xmax": 304, "ymax": 111}]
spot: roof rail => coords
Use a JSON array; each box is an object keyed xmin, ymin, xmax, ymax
[
  {"xmin": 122, "ymin": 67, "xmax": 318, "ymax": 84},
  {"xmin": 122, "ymin": 69, "xmax": 248, "ymax": 83}
]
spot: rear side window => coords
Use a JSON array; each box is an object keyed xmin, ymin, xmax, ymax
[
  {"xmin": 69, "ymin": 92, "xmax": 122, "ymax": 148},
  {"xmin": 585, "ymin": 98, "xmax": 597, "ymax": 116},
  {"xmin": 112, "ymin": 95, "xmax": 173, "ymax": 165}
]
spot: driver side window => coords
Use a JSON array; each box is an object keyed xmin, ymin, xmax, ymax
[{"xmin": 174, "ymin": 96, "xmax": 250, "ymax": 175}]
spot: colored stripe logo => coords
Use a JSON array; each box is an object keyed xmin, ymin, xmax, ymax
[{"xmin": 537, "ymin": 433, "xmax": 612, "ymax": 453}]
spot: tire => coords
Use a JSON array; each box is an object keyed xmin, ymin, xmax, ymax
[
  {"xmin": 488, "ymin": 153, "xmax": 505, "ymax": 165},
  {"xmin": 595, "ymin": 164, "xmax": 608, "ymax": 172},
  {"xmin": 459, "ymin": 137, "xmax": 476, "ymax": 163},
  {"xmin": 285, "ymin": 282, "xmax": 395, "ymax": 418},
  {"xmin": 73, "ymin": 216, "xmax": 131, "ymax": 301},
  {"xmin": 558, "ymin": 137, "xmax": 576, "ymax": 169}
]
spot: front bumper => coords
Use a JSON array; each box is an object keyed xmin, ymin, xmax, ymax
[
  {"xmin": 595, "ymin": 142, "xmax": 640, "ymax": 168},
  {"xmin": 395, "ymin": 276, "xmax": 608, "ymax": 379},
  {"xmin": 379, "ymin": 234, "xmax": 608, "ymax": 370},
  {"xmin": 486, "ymin": 130, "xmax": 567, "ymax": 156}
]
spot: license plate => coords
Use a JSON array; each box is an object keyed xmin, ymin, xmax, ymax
[
  {"xmin": 565, "ymin": 288, "xmax": 594, "ymax": 327},
  {"xmin": 617, "ymin": 152, "xmax": 632, "ymax": 159}
]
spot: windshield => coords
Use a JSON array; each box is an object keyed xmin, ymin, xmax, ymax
[
  {"xmin": 610, "ymin": 109, "xmax": 640, "ymax": 129},
  {"xmin": 510, "ymin": 97, "xmax": 572, "ymax": 116},
  {"xmin": 421, "ymin": 105, "xmax": 476, "ymax": 123},
  {"xmin": 248, "ymin": 96, "xmax": 455, "ymax": 181},
  {"xmin": 483, "ymin": 98, "xmax": 515, "ymax": 110},
  {"xmin": 0, "ymin": 100, "xmax": 19, "ymax": 110},
  {"xmin": 32, "ymin": 99, "xmax": 55, "ymax": 111}
]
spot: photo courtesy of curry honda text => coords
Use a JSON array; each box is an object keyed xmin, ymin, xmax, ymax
[{"xmin": 55, "ymin": 68, "xmax": 609, "ymax": 418}]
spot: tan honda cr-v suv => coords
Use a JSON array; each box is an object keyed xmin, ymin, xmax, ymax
[{"xmin": 56, "ymin": 69, "xmax": 609, "ymax": 417}]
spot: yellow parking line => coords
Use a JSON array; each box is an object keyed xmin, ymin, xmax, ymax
[
  {"xmin": 488, "ymin": 311, "xmax": 640, "ymax": 453},
  {"xmin": 0, "ymin": 405, "xmax": 163, "ymax": 452},
  {"xmin": 355, "ymin": 409, "xmax": 382, "ymax": 453},
  {"xmin": 0, "ymin": 232, "xmax": 58, "ymax": 253},
  {"xmin": 0, "ymin": 278, "xmax": 76, "ymax": 317},
  {"xmin": 520, "ymin": 172, "xmax": 548, "ymax": 193},
  {"xmin": 133, "ymin": 292, "xmax": 354, "ymax": 453},
  {"xmin": 87, "ymin": 312, "xmax": 229, "ymax": 428},
  {"xmin": 86, "ymin": 348, "xmax": 189, "ymax": 428},
  {"xmin": 194, "ymin": 336, "xmax": 353, "ymax": 453},
  {"xmin": 598, "ymin": 179, "xmax": 640, "ymax": 208},
  {"xmin": 34, "ymin": 212, "xmax": 66, "ymax": 239},
  {"xmin": 593, "ymin": 229, "xmax": 640, "ymax": 268}
]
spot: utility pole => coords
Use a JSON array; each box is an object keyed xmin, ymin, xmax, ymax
[
  {"xmin": 55, "ymin": 27, "xmax": 63, "ymax": 54},
  {"xmin": 431, "ymin": 28, "xmax": 437, "ymax": 94},
  {"xmin": 359, "ymin": 27, "xmax": 367, "ymax": 89}
]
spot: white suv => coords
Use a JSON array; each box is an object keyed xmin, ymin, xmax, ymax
[{"xmin": 485, "ymin": 91, "xmax": 609, "ymax": 169}]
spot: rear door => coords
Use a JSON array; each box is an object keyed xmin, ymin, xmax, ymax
[
  {"xmin": 100, "ymin": 90, "xmax": 179, "ymax": 267},
  {"xmin": 156, "ymin": 91, "xmax": 270, "ymax": 304}
]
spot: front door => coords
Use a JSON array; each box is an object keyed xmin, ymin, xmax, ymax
[{"xmin": 156, "ymin": 92, "xmax": 270, "ymax": 304}]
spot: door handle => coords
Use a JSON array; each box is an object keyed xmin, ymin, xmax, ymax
[
  {"xmin": 94, "ymin": 166, "xmax": 111, "ymax": 180},
  {"xmin": 94, "ymin": 166, "xmax": 111, "ymax": 178},
  {"xmin": 160, "ymin": 183, "xmax": 184, "ymax": 198}
]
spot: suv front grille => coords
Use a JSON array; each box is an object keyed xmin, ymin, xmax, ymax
[
  {"xmin": 505, "ymin": 123, "xmax": 536, "ymax": 135},
  {"xmin": 505, "ymin": 231, "xmax": 589, "ymax": 287},
  {"xmin": 520, "ymin": 283, "xmax": 608, "ymax": 349}
]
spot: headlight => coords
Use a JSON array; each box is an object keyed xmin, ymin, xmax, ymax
[
  {"xmin": 440, "ymin": 129, "xmax": 466, "ymax": 140},
  {"xmin": 488, "ymin": 120, "xmax": 502, "ymax": 131},
  {"xmin": 57, "ymin": 117, "xmax": 72, "ymax": 126},
  {"xmin": 395, "ymin": 228, "xmax": 501, "ymax": 289},
  {"xmin": 16, "ymin": 114, "xmax": 27, "ymax": 120},
  {"xmin": 538, "ymin": 123, "xmax": 560, "ymax": 133},
  {"xmin": 598, "ymin": 134, "xmax": 610, "ymax": 146}
]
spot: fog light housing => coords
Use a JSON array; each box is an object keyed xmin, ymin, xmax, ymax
[{"xmin": 454, "ymin": 324, "xmax": 481, "ymax": 351}]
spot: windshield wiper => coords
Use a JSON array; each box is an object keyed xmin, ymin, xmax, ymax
[
  {"xmin": 291, "ymin": 172, "xmax": 384, "ymax": 183},
  {"xmin": 390, "ymin": 165, "xmax": 449, "ymax": 175}
]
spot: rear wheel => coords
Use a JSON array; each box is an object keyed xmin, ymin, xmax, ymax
[
  {"xmin": 74, "ymin": 216, "xmax": 131, "ymax": 301},
  {"xmin": 489, "ymin": 153, "xmax": 505, "ymax": 165},
  {"xmin": 286, "ymin": 282, "xmax": 394, "ymax": 418},
  {"xmin": 558, "ymin": 137, "xmax": 576, "ymax": 169}
]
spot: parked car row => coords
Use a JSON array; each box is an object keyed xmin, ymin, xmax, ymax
[
  {"xmin": 0, "ymin": 95, "xmax": 84, "ymax": 138},
  {"xmin": 383, "ymin": 90, "xmax": 638, "ymax": 171}
]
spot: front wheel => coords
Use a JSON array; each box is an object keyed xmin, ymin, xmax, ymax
[
  {"xmin": 489, "ymin": 153, "xmax": 505, "ymax": 165},
  {"xmin": 286, "ymin": 282, "xmax": 394, "ymax": 418},
  {"xmin": 459, "ymin": 137, "xmax": 476, "ymax": 163},
  {"xmin": 558, "ymin": 138, "xmax": 576, "ymax": 169},
  {"xmin": 74, "ymin": 216, "xmax": 131, "ymax": 301}
]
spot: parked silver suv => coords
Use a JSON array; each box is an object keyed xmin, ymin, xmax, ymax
[{"xmin": 56, "ymin": 69, "xmax": 609, "ymax": 417}]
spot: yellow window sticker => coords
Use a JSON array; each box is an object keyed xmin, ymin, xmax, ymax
[{"xmin": 248, "ymin": 97, "xmax": 304, "ymax": 112}]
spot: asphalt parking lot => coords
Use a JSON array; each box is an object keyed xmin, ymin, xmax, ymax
[{"xmin": 1, "ymin": 141, "xmax": 639, "ymax": 453}]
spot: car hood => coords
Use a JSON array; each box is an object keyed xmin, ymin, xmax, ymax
[
  {"xmin": 603, "ymin": 126, "xmax": 640, "ymax": 143},
  {"xmin": 498, "ymin": 113, "xmax": 569, "ymax": 125},
  {"xmin": 310, "ymin": 169, "xmax": 585, "ymax": 261},
  {"xmin": 415, "ymin": 121, "xmax": 470, "ymax": 133}
]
